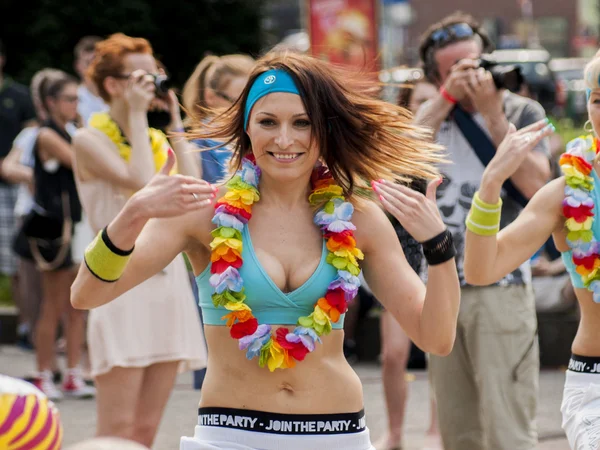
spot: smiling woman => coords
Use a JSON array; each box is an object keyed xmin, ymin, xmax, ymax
[
  {"xmin": 71, "ymin": 51, "xmax": 461, "ymax": 450},
  {"xmin": 196, "ymin": 54, "xmax": 444, "ymax": 194}
]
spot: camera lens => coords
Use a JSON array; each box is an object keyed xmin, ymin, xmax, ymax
[
  {"xmin": 500, "ymin": 69, "xmax": 524, "ymax": 92},
  {"xmin": 153, "ymin": 74, "xmax": 170, "ymax": 96},
  {"xmin": 489, "ymin": 65, "xmax": 524, "ymax": 92}
]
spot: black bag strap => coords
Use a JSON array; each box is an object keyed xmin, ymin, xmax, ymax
[{"xmin": 452, "ymin": 105, "xmax": 528, "ymax": 207}]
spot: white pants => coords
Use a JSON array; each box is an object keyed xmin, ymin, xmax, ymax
[
  {"xmin": 561, "ymin": 371, "xmax": 600, "ymax": 449},
  {"xmin": 180, "ymin": 425, "xmax": 375, "ymax": 450}
]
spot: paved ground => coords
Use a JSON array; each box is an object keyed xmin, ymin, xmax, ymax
[{"xmin": 0, "ymin": 345, "xmax": 569, "ymax": 449}]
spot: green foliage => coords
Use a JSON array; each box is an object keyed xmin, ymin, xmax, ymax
[
  {"xmin": 550, "ymin": 117, "xmax": 585, "ymax": 144},
  {"xmin": 0, "ymin": 275, "xmax": 13, "ymax": 306},
  {"xmin": 0, "ymin": 0, "xmax": 266, "ymax": 88}
]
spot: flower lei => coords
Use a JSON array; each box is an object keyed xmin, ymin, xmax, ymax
[
  {"xmin": 209, "ymin": 155, "xmax": 363, "ymax": 371},
  {"xmin": 89, "ymin": 112, "xmax": 169, "ymax": 173},
  {"xmin": 560, "ymin": 135, "xmax": 600, "ymax": 302}
]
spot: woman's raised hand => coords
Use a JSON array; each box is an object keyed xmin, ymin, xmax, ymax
[
  {"xmin": 131, "ymin": 149, "xmax": 216, "ymax": 219},
  {"xmin": 124, "ymin": 70, "xmax": 156, "ymax": 112},
  {"xmin": 484, "ymin": 119, "xmax": 554, "ymax": 186},
  {"xmin": 372, "ymin": 178, "xmax": 446, "ymax": 243}
]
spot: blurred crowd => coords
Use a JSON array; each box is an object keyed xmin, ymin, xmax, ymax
[{"xmin": 0, "ymin": 8, "xmax": 584, "ymax": 450}]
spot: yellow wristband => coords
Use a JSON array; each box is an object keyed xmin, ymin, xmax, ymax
[
  {"xmin": 465, "ymin": 192, "xmax": 502, "ymax": 236},
  {"xmin": 84, "ymin": 227, "xmax": 133, "ymax": 282}
]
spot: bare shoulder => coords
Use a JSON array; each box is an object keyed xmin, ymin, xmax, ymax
[
  {"xmin": 523, "ymin": 176, "xmax": 565, "ymax": 235},
  {"xmin": 352, "ymin": 199, "xmax": 396, "ymax": 254},
  {"xmin": 37, "ymin": 126, "xmax": 62, "ymax": 144},
  {"xmin": 177, "ymin": 183, "xmax": 227, "ymax": 272},
  {"xmin": 180, "ymin": 184, "xmax": 227, "ymax": 249},
  {"xmin": 531, "ymin": 176, "xmax": 564, "ymax": 211},
  {"xmin": 72, "ymin": 127, "xmax": 113, "ymax": 154}
]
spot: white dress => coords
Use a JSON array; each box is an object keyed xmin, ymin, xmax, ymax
[{"xmin": 77, "ymin": 176, "xmax": 207, "ymax": 377}]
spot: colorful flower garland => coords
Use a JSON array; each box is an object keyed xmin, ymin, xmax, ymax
[
  {"xmin": 560, "ymin": 135, "xmax": 600, "ymax": 302},
  {"xmin": 209, "ymin": 155, "xmax": 363, "ymax": 371},
  {"xmin": 89, "ymin": 112, "xmax": 170, "ymax": 173}
]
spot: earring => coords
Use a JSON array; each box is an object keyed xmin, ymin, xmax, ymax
[{"xmin": 585, "ymin": 120, "xmax": 595, "ymax": 134}]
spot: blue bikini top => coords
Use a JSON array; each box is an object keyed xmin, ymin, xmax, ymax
[
  {"xmin": 561, "ymin": 169, "xmax": 600, "ymax": 289},
  {"xmin": 196, "ymin": 226, "xmax": 344, "ymax": 328}
]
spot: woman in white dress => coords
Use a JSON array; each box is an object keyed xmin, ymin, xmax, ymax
[{"xmin": 72, "ymin": 33, "xmax": 206, "ymax": 447}]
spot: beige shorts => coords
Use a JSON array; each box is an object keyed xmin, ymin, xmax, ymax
[{"xmin": 429, "ymin": 284, "xmax": 539, "ymax": 450}]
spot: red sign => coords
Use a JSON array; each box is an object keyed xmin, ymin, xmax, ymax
[{"xmin": 307, "ymin": 0, "xmax": 379, "ymax": 71}]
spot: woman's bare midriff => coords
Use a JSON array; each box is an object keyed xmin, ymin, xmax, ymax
[
  {"xmin": 554, "ymin": 227, "xmax": 600, "ymax": 358},
  {"xmin": 198, "ymin": 326, "xmax": 364, "ymax": 414},
  {"xmin": 571, "ymin": 288, "xmax": 600, "ymax": 357}
]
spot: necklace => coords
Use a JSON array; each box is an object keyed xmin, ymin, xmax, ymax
[
  {"xmin": 89, "ymin": 112, "xmax": 169, "ymax": 173},
  {"xmin": 209, "ymin": 155, "xmax": 363, "ymax": 371},
  {"xmin": 561, "ymin": 135, "xmax": 600, "ymax": 302}
]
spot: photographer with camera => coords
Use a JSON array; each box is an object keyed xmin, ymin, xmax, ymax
[
  {"xmin": 71, "ymin": 33, "xmax": 206, "ymax": 447},
  {"xmin": 415, "ymin": 12, "xmax": 553, "ymax": 450}
]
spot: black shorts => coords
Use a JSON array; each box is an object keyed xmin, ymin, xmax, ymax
[{"xmin": 13, "ymin": 226, "xmax": 74, "ymax": 271}]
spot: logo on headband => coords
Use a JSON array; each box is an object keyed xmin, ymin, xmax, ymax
[{"xmin": 264, "ymin": 75, "xmax": 276, "ymax": 85}]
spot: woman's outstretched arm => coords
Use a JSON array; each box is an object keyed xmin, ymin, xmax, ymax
[
  {"xmin": 463, "ymin": 119, "xmax": 558, "ymax": 285},
  {"xmin": 464, "ymin": 177, "xmax": 564, "ymax": 285},
  {"xmin": 71, "ymin": 152, "xmax": 215, "ymax": 309}
]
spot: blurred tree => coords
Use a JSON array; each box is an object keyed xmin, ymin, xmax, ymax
[{"xmin": 0, "ymin": 0, "xmax": 266, "ymax": 88}]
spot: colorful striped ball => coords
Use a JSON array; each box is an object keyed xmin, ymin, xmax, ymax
[{"xmin": 0, "ymin": 374, "xmax": 62, "ymax": 450}]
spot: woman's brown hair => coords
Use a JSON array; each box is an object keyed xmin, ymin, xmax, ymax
[
  {"xmin": 187, "ymin": 52, "xmax": 445, "ymax": 199},
  {"xmin": 182, "ymin": 54, "xmax": 256, "ymax": 122},
  {"xmin": 30, "ymin": 69, "xmax": 63, "ymax": 120},
  {"xmin": 87, "ymin": 33, "xmax": 153, "ymax": 103},
  {"xmin": 39, "ymin": 70, "xmax": 78, "ymax": 113}
]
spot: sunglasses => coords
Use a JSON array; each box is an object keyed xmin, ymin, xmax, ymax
[
  {"xmin": 111, "ymin": 72, "xmax": 161, "ymax": 80},
  {"xmin": 58, "ymin": 95, "xmax": 79, "ymax": 103},
  {"xmin": 429, "ymin": 23, "xmax": 475, "ymax": 46}
]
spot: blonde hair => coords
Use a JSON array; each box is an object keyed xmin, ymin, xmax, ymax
[
  {"xmin": 182, "ymin": 54, "xmax": 255, "ymax": 122},
  {"xmin": 585, "ymin": 54, "xmax": 600, "ymax": 91},
  {"xmin": 30, "ymin": 68, "xmax": 63, "ymax": 120}
]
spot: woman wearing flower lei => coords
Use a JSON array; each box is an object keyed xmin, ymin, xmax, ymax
[
  {"xmin": 72, "ymin": 33, "xmax": 206, "ymax": 447},
  {"xmin": 72, "ymin": 52, "xmax": 461, "ymax": 450},
  {"xmin": 463, "ymin": 54, "xmax": 600, "ymax": 450}
]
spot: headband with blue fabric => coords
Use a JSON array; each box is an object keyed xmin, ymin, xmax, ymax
[{"xmin": 244, "ymin": 69, "xmax": 301, "ymax": 129}]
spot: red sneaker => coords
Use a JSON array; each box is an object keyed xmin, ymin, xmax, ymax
[{"xmin": 62, "ymin": 368, "xmax": 95, "ymax": 399}]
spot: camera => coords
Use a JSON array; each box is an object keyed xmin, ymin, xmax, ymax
[
  {"xmin": 478, "ymin": 55, "xmax": 524, "ymax": 92},
  {"xmin": 152, "ymin": 74, "xmax": 171, "ymax": 97}
]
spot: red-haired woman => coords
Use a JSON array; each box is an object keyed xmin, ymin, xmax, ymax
[
  {"xmin": 72, "ymin": 33, "xmax": 206, "ymax": 447},
  {"xmin": 72, "ymin": 51, "xmax": 460, "ymax": 450}
]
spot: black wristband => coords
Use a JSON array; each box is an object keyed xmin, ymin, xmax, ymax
[
  {"xmin": 421, "ymin": 229, "xmax": 456, "ymax": 266},
  {"xmin": 101, "ymin": 226, "xmax": 134, "ymax": 256}
]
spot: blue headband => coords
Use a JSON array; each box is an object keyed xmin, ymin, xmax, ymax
[{"xmin": 244, "ymin": 69, "xmax": 301, "ymax": 129}]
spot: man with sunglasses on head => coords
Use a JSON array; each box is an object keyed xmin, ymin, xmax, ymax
[{"xmin": 414, "ymin": 12, "xmax": 552, "ymax": 450}]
